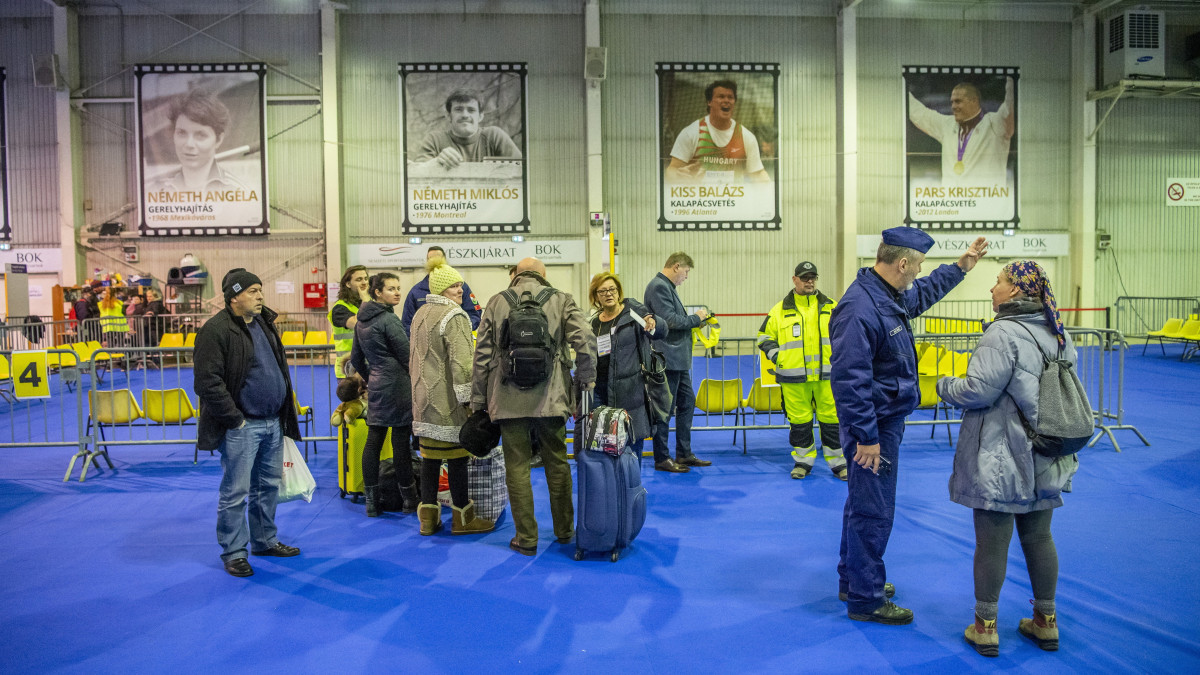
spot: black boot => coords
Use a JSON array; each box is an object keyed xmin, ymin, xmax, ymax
[
  {"xmin": 364, "ymin": 485, "xmax": 381, "ymax": 518},
  {"xmin": 398, "ymin": 482, "xmax": 419, "ymax": 514}
]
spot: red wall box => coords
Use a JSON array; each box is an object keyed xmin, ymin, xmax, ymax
[{"xmin": 303, "ymin": 283, "xmax": 327, "ymax": 309}]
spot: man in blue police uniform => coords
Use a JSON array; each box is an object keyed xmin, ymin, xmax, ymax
[{"xmin": 831, "ymin": 227, "xmax": 988, "ymax": 624}]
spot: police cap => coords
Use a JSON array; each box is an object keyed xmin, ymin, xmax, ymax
[{"xmin": 881, "ymin": 226, "xmax": 935, "ymax": 254}]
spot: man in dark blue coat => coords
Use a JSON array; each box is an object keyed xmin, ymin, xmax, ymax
[
  {"xmin": 831, "ymin": 228, "xmax": 988, "ymax": 624},
  {"xmin": 643, "ymin": 251, "xmax": 711, "ymax": 473},
  {"xmin": 401, "ymin": 246, "xmax": 482, "ymax": 335}
]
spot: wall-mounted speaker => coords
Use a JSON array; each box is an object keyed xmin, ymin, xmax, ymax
[
  {"xmin": 31, "ymin": 54, "xmax": 63, "ymax": 89},
  {"xmin": 584, "ymin": 46, "xmax": 607, "ymax": 81}
]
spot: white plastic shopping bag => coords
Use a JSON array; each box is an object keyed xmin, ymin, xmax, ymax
[{"xmin": 279, "ymin": 436, "xmax": 316, "ymax": 503}]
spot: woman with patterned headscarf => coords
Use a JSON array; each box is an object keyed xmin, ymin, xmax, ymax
[{"xmin": 936, "ymin": 260, "xmax": 1080, "ymax": 658}]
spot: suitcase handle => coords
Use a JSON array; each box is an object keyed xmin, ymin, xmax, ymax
[{"xmin": 577, "ymin": 386, "xmax": 594, "ymax": 421}]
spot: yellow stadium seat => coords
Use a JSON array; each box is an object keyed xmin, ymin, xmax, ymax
[
  {"xmin": 917, "ymin": 345, "xmax": 947, "ymax": 376},
  {"xmin": 70, "ymin": 342, "xmax": 94, "ymax": 363},
  {"xmin": 695, "ymin": 378, "xmax": 744, "ymax": 448},
  {"xmin": 1162, "ymin": 319, "xmax": 1198, "ymax": 340},
  {"xmin": 71, "ymin": 389, "xmax": 144, "ymax": 481},
  {"xmin": 303, "ymin": 331, "xmax": 329, "ymax": 346},
  {"xmin": 281, "ymin": 331, "xmax": 304, "ymax": 347},
  {"xmin": 46, "ymin": 349, "xmax": 78, "ymax": 370},
  {"xmin": 294, "ymin": 392, "xmax": 314, "ymax": 459},
  {"xmin": 142, "ymin": 388, "xmax": 197, "ymax": 424},
  {"xmin": 953, "ymin": 352, "xmax": 971, "ymax": 377},
  {"xmin": 742, "ymin": 377, "xmax": 783, "ymax": 413},
  {"xmin": 158, "ymin": 333, "xmax": 184, "ymax": 349},
  {"xmin": 1144, "ymin": 317, "xmax": 1186, "ymax": 356},
  {"xmin": 915, "ymin": 342, "xmax": 934, "ymax": 361},
  {"xmin": 916, "ymin": 374, "xmax": 953, "ymax": 446},
  {"xmin": 0, "ymin": 355, "xmax": 12, "ymax": 403},
  {"xmin": 184, "ymin": 333, "xmax": 197, "ymax": 348},
  {"xmin": 1178, "ymin": 321, "xmax": 1200, "ymax": 361},
  {"xmin": 738, "ymin": 378, "xmax": 782, "ymax": 454}
]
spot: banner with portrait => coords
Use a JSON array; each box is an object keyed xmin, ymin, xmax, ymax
[
  {"xmin": 1, "ymin": 67, "xmax": 10, "ymax": 241},
  {"xmin": 903, "ymin": 66, "xmax": 1019, "ymax": 229},
  {"xmin": 399, "ymin": 63, "xmax": 529, "ymax": 235},
  {"xmin": 135, "ymin": 63, "xmax": 269, "ymax": 236},
  {"xmin": 657, "ymin": 63, "xmax": 780, "ymax": 231}
]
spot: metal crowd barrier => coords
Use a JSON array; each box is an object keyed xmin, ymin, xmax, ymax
[
  {"xmin": 1068, "ymin": 328, "xmax": 1149, "ymax": 453},
  {"xmin": 683, "ymin": 329, "xmax": 1145, "ymax": 454},
  {"xmin": 0, "ymin": 349, "xmax": 89, "ymax": 466},
  {"xmin": 685, "ymin": 334, "xmax": 978, "ymax": 451},
  {"xmin": 0, "ymin": 319, "xmax": 80, "ymax": 351},
  {"xmin": 1113, "ymin": 296, "xmax": 1200, "ymax": 340},
  {"xmin": 0, "ymin": 342, "xmax": 339, "ymax": 482}
]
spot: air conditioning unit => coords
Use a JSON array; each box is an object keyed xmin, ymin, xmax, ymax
[{"xmin": 1103, "ymin": 9, "xmax": 1165, "ymax": 87}]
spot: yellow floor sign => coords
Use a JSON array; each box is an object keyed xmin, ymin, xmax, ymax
[{"xmin": 12, "ymin": 351, "xmax": 51, "ymax": 400}]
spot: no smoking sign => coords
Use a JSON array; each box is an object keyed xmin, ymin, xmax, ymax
[{"xmin": 1166, "ymin": 177, "xmax": 1200, "ymax": 206}]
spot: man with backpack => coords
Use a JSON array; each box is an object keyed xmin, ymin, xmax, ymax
[{"xmin": 471, "ymin": 257, "xmax": 597, "ymax": 557}]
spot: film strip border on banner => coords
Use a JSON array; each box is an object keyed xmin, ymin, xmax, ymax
[
  {"xmin": 405, "ymin": 213, "xmax": 527, "ymax": 236},
  {"xmin": 656, "ymin": 63, "xmax": 781, "ymax": 74},
  {"xmin": 399, "ymin": 63, "xmax": 527, "ymax": 75},
  {"xmin": 657, "ymin": 62, "xmax": 781, "ymax": 231},
  {"xmin": 902, "ymin": 65, "xmax": 1017, "ymax": 76},
  {"xmin": 135, "ymin": 63, "xmax": 267, "ymax": 75},
  {"xmin": 903, "ymin": 65, "xmax": 1019, "ymax": 231},
  {"xmin": 908, "ymin": 221, "xmax": 1015, "ymax": 230},
  {"xmin": 136, "ymin": 63, "xmax": 269, "ymax": 237}
]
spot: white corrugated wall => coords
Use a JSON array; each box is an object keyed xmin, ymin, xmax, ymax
[
  {"xmin": 1096, "ymin": 97, "xmax": 1200, "ymax": 313},
  {"xmin": 1, "ymin": 15, "xmax": 59, "ymax": 246}
]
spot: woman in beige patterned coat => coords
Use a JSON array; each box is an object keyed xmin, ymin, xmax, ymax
[{"xmin": 410, "ymin": 259, "xmax": 494, "ymax": 536}]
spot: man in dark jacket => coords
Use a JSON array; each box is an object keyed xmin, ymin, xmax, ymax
[
  {"xmin": 830, "ymin": 228, "xmax": 987, "ymax": 625},
  {"xmin": 73, "ymin": 288, "xmax": 96, "ymax": 341},
  {"xmin": 194, "ymin": 269, "xmax": 303, "ymax": 578},
  {"xmin": 643, "ymin": 251, "xmax": 711, "ymax": 472},
  {"xmin": 401, "ymin": 246, "xmax": 482, "ymax": 335}
]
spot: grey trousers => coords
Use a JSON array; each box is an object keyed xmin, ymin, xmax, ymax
[{"xmin": 973, "ymin": 508, "xmax": 1058, "ymax": 610}]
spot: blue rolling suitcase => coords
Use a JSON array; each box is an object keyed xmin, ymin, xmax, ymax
[{"xmin": 573, "ymin": 393, "xmax": 647, "ymax": 562}]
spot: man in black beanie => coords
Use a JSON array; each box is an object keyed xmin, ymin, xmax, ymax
[{"xmin": 194, "ymin": 268, "xmax": 302, "ymax": 577}]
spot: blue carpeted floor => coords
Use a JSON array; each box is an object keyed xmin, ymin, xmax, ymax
[{"xmin": 1, "ymin": 350, "xmax": 1199, "ymax": 673}]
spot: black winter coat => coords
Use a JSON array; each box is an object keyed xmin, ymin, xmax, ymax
[
  {"xmin": 193, "ymin": 306, "xmax": 302, "ymax": 451},
  {"xmin": 350, "ymin": 300, "xmax": 413, "ymax": 427},
  {"xmin": 591, "ymin": 299, "xmax": 667, "ymax": 439}
]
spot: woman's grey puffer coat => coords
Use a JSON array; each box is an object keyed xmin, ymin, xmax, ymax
[{"xmin": 936, "ymin": 305, "xmax": 1080, "ymax": 513}]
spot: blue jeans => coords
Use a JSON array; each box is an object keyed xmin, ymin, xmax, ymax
[
  {"xmin": 217, "ymin": 417, "xmax": 283, "ymax": 562},
  {"xmin": 651, "ymin": 369, "xmax": 695, "ymax": 465}
]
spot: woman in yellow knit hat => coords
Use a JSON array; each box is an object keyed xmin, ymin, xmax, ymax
[{"xmin": 409, "ymin": 258, "xmax": 493, "ymax": 536}]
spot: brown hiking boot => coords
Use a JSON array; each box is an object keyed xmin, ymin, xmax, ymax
[
  {"xmin": 964, "ymin": 615, "xmax": 999, "ymax": 657},
  {"xmin": 1018, "ymin": 610, "xmax": 1059, "ymax": 651}
]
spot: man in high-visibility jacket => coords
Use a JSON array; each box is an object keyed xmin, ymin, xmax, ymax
[{"xmin": 757, "ymin": 261, "xmax": 847, "ymax": 480}]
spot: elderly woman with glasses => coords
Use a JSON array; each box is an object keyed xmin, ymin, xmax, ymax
[
  {"xmin": 936, "ymin": 260, "xmax": 1080, "ymax": 657},
  {"xmin": 586, "ymin": 273, "xmax": 668, "ymax": 461}
]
